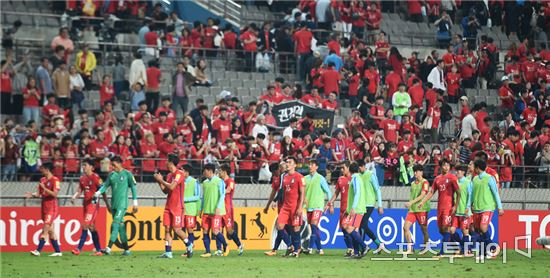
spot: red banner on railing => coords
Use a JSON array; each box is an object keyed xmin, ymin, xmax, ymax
[
  {"xmin": 499, "ymin": 210, "xmax": 550, "ymax": 249},
  {"xmin": 0, "ymin": 207, "xmax": 107, "ymax": 252}
]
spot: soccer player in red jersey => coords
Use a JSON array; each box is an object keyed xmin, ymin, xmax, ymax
[
  {"xmin": 418, "ymin": 158, "xmax": 460, "ymax": 256},
  {"xmin": 276, "ymin": 156, "xmax": 305, "ymax": 257},
  {"xmin": 154, "ymin": 154, "xmax": 193, "ymax": 258},
  {"xmin": 71, "ymin": 158, "xmax": 110, "ymax": 256},
  {"xmin": 26, "ymin": 163, "xmax": 63, "ymax": 256},
  {"xmin": 327, "ymin": 162, "xmax": 353, "ymax": 256},
  {"xmin": 264, "ymin": 162, "xmax": 291, "ymax": 256},
  {"xmin": 219, "ymin": 164, "xmax": 244, "ymax": 256}
]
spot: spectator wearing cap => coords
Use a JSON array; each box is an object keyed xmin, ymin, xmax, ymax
[
  {"xmin": 458, "ymin": 96, "xmax": 470, "ymax": 121},
  {"xmin": 498, "ymin": 75, "xmax": 515, "ymax": 110},
  {"xmin": 427, "ymin": 59, "xmax": 446, "ymax": 91},
  {"xmin": 74, "ymin": 44, "xmax": 96, "ymax": 89},
  {"xmin": 144, "ymin": 59, "xmax": 162, "ymax": 114}
]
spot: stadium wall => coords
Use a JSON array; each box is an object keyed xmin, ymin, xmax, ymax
[{"xmin": 1, "ymin": 207, "xmax": 548, "ymax": 252}]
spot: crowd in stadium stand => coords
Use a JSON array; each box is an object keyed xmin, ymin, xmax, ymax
[{"xmin": 1, "ymin": 0, "xmax": 550, "ymax": 188}]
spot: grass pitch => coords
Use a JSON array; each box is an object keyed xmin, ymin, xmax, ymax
[{"xmin": 1, "ymin": 249, "xmax": 548, "ymax": 277}]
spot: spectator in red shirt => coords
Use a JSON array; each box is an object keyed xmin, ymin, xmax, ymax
[
  {"xmin": 301, "ymin": 87, "xmax": 323, "ymax": 107},
  {"xmin": 42, "ymin": 94, "xmax": 61, "ymax": 126},
  {"xmin": 425, "ymin": 99, "xmax": 442, "ymax": 143},
  {"xmin": 408, "ymin": 78, "xmax": 424, "ymax": 108},
  {"xmin": 99, "ymin": 74, "xmax": 114, "ymax": 107},
  {"xmin": 322, "ymin": 92, "xmax": 339, "ymax": 110},
  {"xmin": 145, "ymin": 59, "xmax": 161, "ymax": 113},
  {"xmin": 22, "ymin": 77, "xmax": 41, "ymax": 125},
  {"xmin": 320, "ymin": 62, "xmax": 341, "ymax": 96},
  {"xmin": 424, "ymin": 83, "xmax": 438, "ymax": 109},
  {"xmin": 366, "ymin": 2, "xmax": 382, "ymax": 34},
  {"xmin": 239, "ymin": 25, "xmax": 258, "ymax": 71},
  {"xmin": 212, "ymin": 107, "xmax": 232, "ymax": 142},
  {"xmin": 369, "ymin": 96, "xmax": 386, "ymax": 125},
  {"xmin": 498, "ymin": 76, "xmax": 515, "ymax": 110},
  {"xmin": 385, "ymin": 69, "xmax": 402, "ymax": 99},
  {"xmin": 445, "ymin": 64, "xmax": 461, "ymax": 103},
  {"xmin": 222, "ymin": 24, "xmax": 237, "ymax": 49},
  {"xmin": 380, "ymin": 109, "xmax": 399, "ymax": 143},
  {"xmin": 292, "ymin": 23, "xmax": 313, "ymax": 80},
  {"xmin": 326, "ymin": 34, "xmax": 341, "ymax": 56}
]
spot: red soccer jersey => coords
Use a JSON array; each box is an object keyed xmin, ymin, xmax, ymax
[
  {"xmin": 428, "ymin": 106, "xmax": 441, "ymax": 129},
  {"xmin": 446, "ymin": 72, "xmax": 461, "ymax": 96},
  {"xmin": 146, "ymin": 67, "xmax": 161, "ymax": 91},
  {"xmin": 425, "ymin": 89, "xmax": 437, "ymax": 108},
  {"xmin": 224, "ymin": 178, "xmax": 236, "ymax": 212},
  {"xmin": 322, "ymin": 99, "xmax": 338, "ymax": 110},
  {"xmin": 292, "ymin": 29, "xmax": 313, "ymax": 54},
  {"xmin": 363, "ymin": 69, "xmax": 379, "ymax": 94},
  {"xmin": 40, "ymin": 176, "xmax": 60, "ymax": 211},
  {"xmin": 522, "ymin": 61, "xmax": 538, "ymax": 83},
  {"xmin": 79, "ymin": 172, "xmax": 103, "ymax": 207},
  {"xmin": 385, "ymin": 71, "xmax": 402, "ymax": 97},
  {"xmin": 336, "ymin": 175, "xmax": 351, "ymax": 212},
  {"xmin": 166, "ymin": 170, "xmax": 185, "ymax": 210},
  {"xmin": 212, "ymin": 118, "xmax": 232, "ymax": 142},
  {"xmin": 431, "ymin": 173, "xmax": 459, "ymax": 209},
  {"xmin": 408, "ymin": 84, "xmax": 424, "ymax": 108},
  {"xmin": 282, "ymin": 171, "xmax": 305, "ymax": 210},
  {"xmin": 320, "ymin": 68, "xmax": 341, "ymax": 95}
]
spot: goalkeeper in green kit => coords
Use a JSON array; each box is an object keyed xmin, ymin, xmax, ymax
[{"xmin": 93, "ymin": 156, "xmax": 138, "ymax": 256}]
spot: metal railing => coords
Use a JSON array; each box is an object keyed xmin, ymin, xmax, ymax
[
  {"xmin": 2, "ymin": 156, "xmax": 549, "ymax": 188},
  {"xmin": 195, "ymin": 0, "xmax": 242, "ymax": 27}
]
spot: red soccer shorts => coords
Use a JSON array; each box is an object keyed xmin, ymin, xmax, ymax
[
  {"xmin": 277, "ymin": 206, "xmax": 302, "ymax": 227},
  {"xmin": 202, "ymin": 214, "xmax": 222, "ymax": 231},
  {"xmin": 83, "ymin": 204, "xmax": 99, "ymax": 226},
  {"xmin": 163, "ymin": 208, "xmax": 184, "ymax": 228},
  {"xmin": 184, "ymin": 215, "xmax": 197, "ymax": 229},
  {"xmin": 405, "ymin": 212, "xmax": 428, "ymax": 225},
  {"xmin": 473, "ymin": 211, "xmax": 493, "ymax": 229},
  {"xmin": 437, "ymin": 208, "xmax": 453, "ymax": 228},
  {"xmin": 42, "ymin": 207, "xmax": 59, "ymax": 225},
  {"xmin": 342, "ymin": 214, "xmax": 363, "ymax": 228},
  {"xmin": 307, "ymin": 210, "xmax": 322, "ymax": 224},
  {"xmin": 452, "ymin": 215, "xmax": 471, "ymax": 230},
  {"xmin": 222, "ymin": 209, "xmax": 234, "ymax": 229}
]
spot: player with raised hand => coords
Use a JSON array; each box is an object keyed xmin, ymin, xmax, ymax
[
  {"xmin": 71, "ymin": 158, "xmax": 110, "ymax": 256},
  {"xmin": 403, "ymin": 164, "xmax": 430, "ymax": 254},
  {"xmin": 26, "ymin": 163, "xmax": 63, "ymax": 257},
  {"xmin": 341, "ymin": 162, "xmax": 368, "ymax": 259},
  {"xmin": 276, "ymin": 156, "xmax": 305, "ymax": 258},
  {"xmin": 182, "ymin": 164, "xmax": 201, "ymax": 256},
  {"xmin": 303, "ymin": 160, "xmax": 332, "ymax": 255},
  {"xmin": 154, "ymin": 154, "xmax": 194, "ymax": 259},
  {"xmin": 199, "ymin": 163, "xmax": 229, "ymax": 257},
  {"xmin": 94, "ymin": 156, "xmax": 138, "ymax": 256},
  {"xmin": 471, "ymin": 159, "xmax": 504, "ymax": 259},
  {"xmin": 418, "ymin": 158, "xmax": 460, "ymax": 257},
  {"xmin": 218, "ymin": 163, "xmax": 244, "ymax": 256},
  {"xmin": 326, "ymin": 162, "xmax": 353, "ymax": 257},
  {"xmin": 358, "ymin": 160, "xmax": 385, "ymax": 254},
  {"xmin": 452, "ymin": 165, "xmax": 473, "ymax": 256}
]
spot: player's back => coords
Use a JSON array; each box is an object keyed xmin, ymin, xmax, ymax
[
  {"xmin": 80, "ymin": 173, "xmax": 102, "ymax": 206},
  {"xmin": 433, "ymin": 173, "xmax": 458, "ymax": 209},
  {"xmin": 337, "ymin": 175, "xmax": 351, "ymax": 210},
  {"xmin": 282, "ymin": 171, "xmax": 304, "ymax": 209},
  {"xmin": 166, "ymin": 170, "xmax": 185, "ymax": 210}
]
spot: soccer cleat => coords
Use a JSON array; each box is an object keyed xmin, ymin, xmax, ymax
[
  {"xmin": 360, "ymin": 248, "xmax": 369, "ymax": 258},
  {"xmin": 238, "ymin": 244, "xmax": 244, "ymax": 256},
  {"xmin": 71, "ymin": 248, "xmax": 81, "ymax": 255},
  {"xmin": 200, "ymin": 253, "xmax": 212, "ymax": 258},
  {"xmin": 373, "ymin": 242, "xmax": 386, "ymax": 255},
  {"xmin": 101, "ymin": 247, "xmax": 111, "ymax": 255},
  {"xmin": 264, "ymin": 250, "xmax": 277, "ymax": 256},
  {"xmin": 485, "ymin": 254, "xmax": 498, "ymax": 260},
  {"xmin": 283, "ymin": 247, "xmax": 293, "ymax": 257},
  {"xmin": 49, "ymin": 253, "xmax": 63, "ymax": 257},
  {"xmin": 157, "ymin": 253, "xmax": 173, "ymax": 259},
  {"xmin": 317, "ymin": 249, "xmax": 324, "ymax": 255},
  {"xmin": 214, "ymin": 250, "xmax": 223, "ymax": 256},
  {"xmin": 122, "ymin": 250, "xmax": 131, "ymax": 256},
  {"xmin": 223, "ymin": 246, "xmax": 230, "ymax": 257},
  {"xmin": 302, "ymin": 248, "xmax": 312, "ymax": 255},
  {"xmin": 186, "ymin": 243, "xmax": 194, "ymax": 258},
  {"xmin": 90, "ymin": 251, "xmax": 103, "ymax": 256},
  {"xmin": 30, "ymin": 250, "xmax": 40, "ymax": 256},
  {"xmin": 352, "ymin": 254, "xmax": 363, "ymax": 260},
  {"xmin": 344, "ymin": 249, "xmax": 353, "ymax": 257},
  {"xmin": 287, "ymin": 252, "xmax": 299, "ymax": 258}
]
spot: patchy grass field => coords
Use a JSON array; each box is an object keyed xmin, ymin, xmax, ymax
[{"xmin": 1, "ymin": 249, "xmax": 548, "ymax": 278}]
